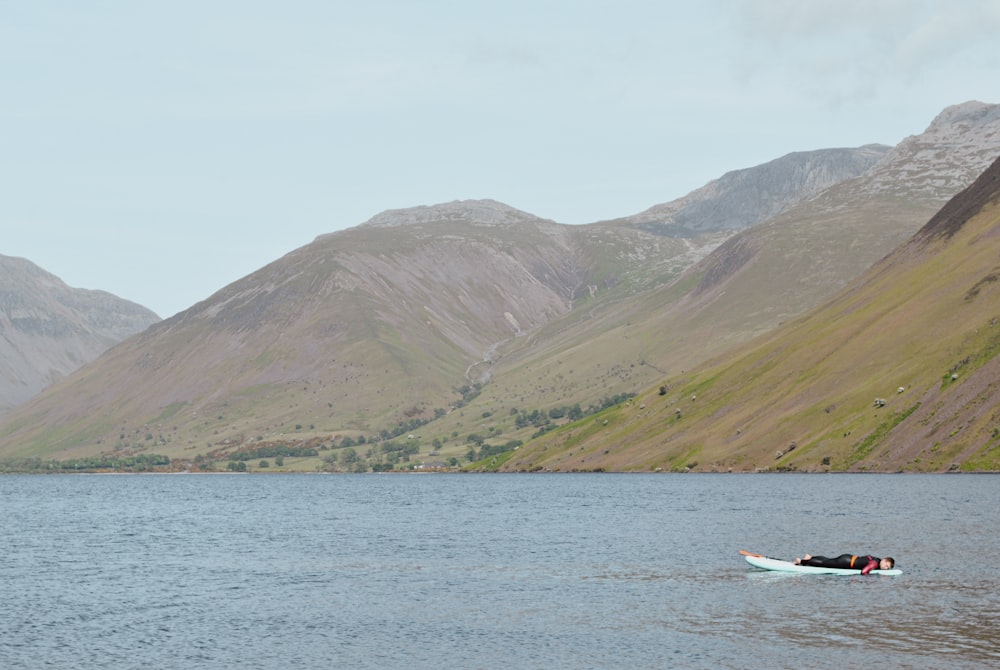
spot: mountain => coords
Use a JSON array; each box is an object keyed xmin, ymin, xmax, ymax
[
  {"xmin": 641, "ymin": 102, "xmax": 1000, "ymax": 347},
  {"xmin": 618, "ymin": 145, "xmax": 890, "ymax": 236},
  {"xmin": 0, "ymin": 255, "xmax": 160, "ymax": 416},
  {"xmin": 500, "ymin": 154, "xmax": 1000, "ymax": 473},
  {"xmin": 0, "ymin": 204, "xmax": 721, "ymax": 459},
  {"xmin": 0, "ymin": 149, "xmax": 884, "ymax": 462},
  {"xmin": 859, "ymin": 100, "xmax": 1000, "ymax": 199},
  {"xmin": 1, "ymin": 102, "xmax": 998, "ymax": 471},
  {"xmin": 468, "ymin": 102, "xmax": 1000, "ymax": 418}
]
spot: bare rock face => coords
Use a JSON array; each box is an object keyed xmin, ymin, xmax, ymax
[
  {"xmin": 860, "ymin": 101, "xmax": 1000, "ymax": 199},
  {"xmin": 0, "ymin": 255, "xmax": 159, "ymax": 415}
]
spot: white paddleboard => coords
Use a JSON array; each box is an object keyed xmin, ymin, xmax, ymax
[{"xmin": 741, "ymin": 550, "xmax": 902, "ymax": 575}]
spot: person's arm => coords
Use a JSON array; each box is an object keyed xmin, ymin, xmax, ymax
[{"xmin": 860, "ymin": 557, "xmax": 878, "ymax": 575}]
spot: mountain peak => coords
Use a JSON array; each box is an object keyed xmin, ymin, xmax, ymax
[
  {"xmin": 858, "ymin": 100, "xmax": 1000, "ymax": 200},
  {"xmin": 0, "ymin": 255, "xmax": 159, "ymax": 416},
  {"xmin": 926, "ymin": 100, "xmax": 1000, "ymax": 131},
  {"xmin": 359, "ymin": 199, "xmax": 550, "ymax": 228}
]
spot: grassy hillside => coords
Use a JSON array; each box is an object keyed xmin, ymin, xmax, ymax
[{"xmin": 499, "ymin": 159, "xmax": 1000, "ymax": 473}]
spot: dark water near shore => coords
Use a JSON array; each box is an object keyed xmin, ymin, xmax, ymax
[{"xmin": 1, "ymin": 473, "xmax": 997, "ymax": 669}]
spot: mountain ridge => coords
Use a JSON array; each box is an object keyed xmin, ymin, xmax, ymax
[
  {"xmin": 2, "ymin": 101, "xmax": 999, "ymax": 472},
  {"xmin": 619, "ymin": 145, "xmax": 890, "ymax": 236}
]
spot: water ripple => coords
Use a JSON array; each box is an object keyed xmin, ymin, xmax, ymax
[{"xmin": 0, "ymin": 473, "xmax": 996, "ymax": 669}]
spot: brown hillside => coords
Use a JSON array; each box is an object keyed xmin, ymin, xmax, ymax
[{"xmin": 914, "ymin": 154, "xmax": 1000, "ymax": 242}]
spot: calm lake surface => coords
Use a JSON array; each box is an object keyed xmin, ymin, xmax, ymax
[{"xmin": 1, "ymin": 473, "xmax": 997, "ymax": 669}]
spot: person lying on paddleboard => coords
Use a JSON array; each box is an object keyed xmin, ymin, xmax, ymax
[{"xmin": 792, "ymin": 553, "xmax": 894, "ymax": 574}]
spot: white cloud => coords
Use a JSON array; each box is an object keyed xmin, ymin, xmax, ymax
[
  {"xmin": 733, "ymin": 0, "xmax": 911, "ymax": 38},
  {"xmin": 893, "ymin": 2, "xmax": 1000, "ymax": 74},
  {"xmin": 727, "ymin": 0, "xmax": 1000, "ymax": 105}
]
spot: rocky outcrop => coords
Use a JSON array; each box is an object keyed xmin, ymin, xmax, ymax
[{"xmin": 860, "ymin": 101, "xmax": 1000, "ymax": 199}]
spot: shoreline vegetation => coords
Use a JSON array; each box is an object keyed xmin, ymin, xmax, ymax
[
  {"xmin": 1, "ymin": 392, "xmax": 648, "ymax": 474},
  {"xmin": 3, "ymin": 385, "xmax": 996, "ymax": 474},
  {"xmin": 1, "ymin": 455, "xmax": 994, "ymax": 475}
]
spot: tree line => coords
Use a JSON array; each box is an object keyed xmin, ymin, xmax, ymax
[{"xmin": 0, "ymin": 453, "xmax": 171, "ymax": 473}]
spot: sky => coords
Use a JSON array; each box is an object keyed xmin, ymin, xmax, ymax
[{"xmin": 3, "ymin": 1, "xmax": 999, "ymax": 318}]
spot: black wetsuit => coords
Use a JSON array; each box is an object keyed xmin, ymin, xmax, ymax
[{"xmin": 802, "ymin": 553, "xmax": 881, "ymax": 573}]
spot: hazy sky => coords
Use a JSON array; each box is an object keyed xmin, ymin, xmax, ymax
[{"xmin": 3, "ymin": 1, "xmax": 998, "ymax": 318}]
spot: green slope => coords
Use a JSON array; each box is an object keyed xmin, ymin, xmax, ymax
[{"xmin": 501, "ymin": 158, "xmax": 1000, "ymax": 472}]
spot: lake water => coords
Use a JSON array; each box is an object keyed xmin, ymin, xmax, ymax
[{"xmin": 1, "ymin": 473, "xmax": 997, "ymax": 669}]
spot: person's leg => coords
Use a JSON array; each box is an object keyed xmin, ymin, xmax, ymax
[{"xmin": 801, "ymin": 554, "xmax": 855, "ymax": 569}]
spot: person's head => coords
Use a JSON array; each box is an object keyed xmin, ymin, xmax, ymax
[{"xmin": 880, "ymin": 557, "xmax": 895, "ymax": 570}]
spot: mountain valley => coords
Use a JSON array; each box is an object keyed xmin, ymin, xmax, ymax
[{"xmin": 2, "ymin": 101, "xmax": 999, "ymax": 473}]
